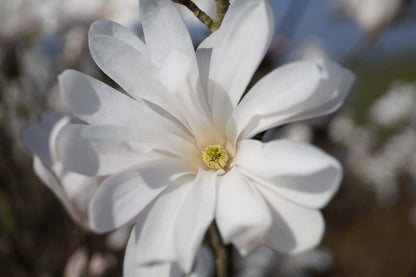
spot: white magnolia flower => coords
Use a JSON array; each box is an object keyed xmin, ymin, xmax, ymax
[
  {"xmin": 333, "ymin": 0, "xmax": 403, "ymax": 36},
  {"xmin": 22, "ymin": 112, "xmax": 98, "ymax": 227},
  {"xmin": 55, "ymin": 0, "xmax": 355, "ymax": 274},
  {"xmin": 369, "ymin": 81, "xmax": 416, "ymax": 127}
]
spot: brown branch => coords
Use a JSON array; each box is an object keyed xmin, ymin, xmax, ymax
[
  {"xmin": 209, "ymin": 222, "xmax": 228, "ymax": 277},
  {"xmin": 171, "ymin": 0, "xmax": 217, "ymax": 32},
  {"xmin": 212, "ymin": 0, "xmax": 230, "ymax": 31}
]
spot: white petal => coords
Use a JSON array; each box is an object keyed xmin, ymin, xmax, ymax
[
  {"xmin": 56, "ymin": 124, "xmax": 143, "ymax": 176},
  {"xmin": 196, "ymin": 32, "xmax": 216, "ymax": 103},
  {"xmin": 228, "ymin": 59, "xmax": 356, "ymax": 140},
  {"xmin": 89, "ymin": 19, "xmax": 147, "ymax": 55},
  {"xmin": 59, "ymin": 70, "xmax": 187, "ymax": 138},
  {"xmin": 88, "ymin": 33, "xmax": 187, "ymax": 122},
  {"xmin": 216, "ymin": 167, "xmax": 271, "ymax": 255},
  {"xmin": 190, "ymin": 246, "xmax": 215, "ymax": 277},
  {"xmin": 174, "ymin": 170, "xmax": 216, "ymax": 271},
  {"xmin": 235, "ymin": 139, "xmax": 341, "ymax": 209},
  {"xmin": 139, "ymin": 0, "xmax": 214, "ymax": 145},
  {"xmin": 48, "ymin": 116, "xmax": 71, "ymax": 164},
  {"xmin": 256, "ymin": 184, "xmax": 325, "ymax": 254},
  {"xmin": 58, "ymin": 167, "xmax": 98, "ymax": 223},
  {"xmin": 135, "ymin": 171, "xmax": 216, "ymax": 273},
  {"xmin": 33, "ymin": 157, "xmax": 86, "ymax": 225},
  {"xmin": 139, "ymin": 0, "xmax": 196, "ymax": 74},
  {"xmin": 124, "ymin": 212, "xmax": 182, "ymax": 277},
  {"xmin": 89, "ymin": 158, "xmax": 194, "ymax": 233},
  {"xmin": 57, "ymin": 122, "xmax": 200, "ymax": 176},
  {"xmin": 22, "ymin": 112, "xmax": 61, "ymax": 168},
  {"xmin": 208, "ymin": 0, "xmax": 274, "ymax": 129},
  {"xmin": 59, "ymin": 70, "xmax": 140, "ymax": 126}
]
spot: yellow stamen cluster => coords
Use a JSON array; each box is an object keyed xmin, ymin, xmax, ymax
[{"xmin": 201, "ymin": 144, "xmax": 229, "ymax": 170}]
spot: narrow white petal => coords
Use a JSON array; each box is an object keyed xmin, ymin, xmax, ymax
[
  {"xmin": 196, "ymin": 32, "xmax": 216, "ymax": 104},
  {"xmin": 135, "ymin": 171, "xmax": 216, "ymax": 273},
  {"xmin": 57, "ymin": 123, "xmax": 201, "ymax": 176},
  {"xmin": 124, "ymin": 211, "xmax": 182, "ymax": 277},
  {"xmin": 48, "ymin": 116, "xmax": 71, "ymax": 164},
  {"xmin": 208, "ymin": 0, "xmax": 274, "ymax": 129},
  {"xmin": 59, "ymin": 70, "xmax": 141, "ymax": 126},
  {"xmin": 235, "ymin": 139, "xmax": 341, "ymax": 209},
  {"xmin": 256, "ymin": 184, "xmax": 325, "ymax": 254},
  {"xmin": 59, "ymin": 70, "xmax": 189, "ymax": 139},
  {"xmin": 228, "ymin": 59, "xmax": 355, "ymax": 140},
  {"xmin": 89, "ymin": 158, "xmax": 194, "ymax": 233},
  {"xmin": 139, "ymin": 0, "xmax": 214, "ymax": 145},
  {"xmin": 56, "ymin": 124, "xmax": 144, "ymax": 176},
  {"xmin": 89, "ymin": 19, "xmax": 147, "ymax": 55},
  {"xmin": 139, "ymin": 0, "xmax": 195, "ymax": 73},
  {"xmin": 88, "ymin": 34, "xmax": 188, "ymax": 123},
  {"xmin": 174, "ymin": 170, "xmax": 216, "ymax": 272},
  {"xmin": 33, "ymin": 157, "xmax": 86, "ymax": 225},
  {"xmin": 190, "ymin": 246, "xmax": 215, "ymax": 277},
  {"xmin": 216, "ymin": 167, "xmax": 271, "ymax": 255},
  {"xmin": 22, "ymin": 112, "xmax": 61, "ymax": 168}
]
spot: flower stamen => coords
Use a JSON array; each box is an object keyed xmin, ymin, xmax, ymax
[{"xmin": 201, "ymin": 144, "xmax": 229, "ymax": 170}]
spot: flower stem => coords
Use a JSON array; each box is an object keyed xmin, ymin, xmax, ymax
[
  {"xmin": 171, "ymin": 0, "xmax": 229, "ymax": 32},
  {"xmin": 209, "ymin": 222, "xmax": 228, "ymax": 277},
  {"xmin": 171, "ymin": 0, "xmax": 217, "ymax": 32},
  {"xmin": 212, "ymin": 0, "xmax": 230, "ymax": 31}
]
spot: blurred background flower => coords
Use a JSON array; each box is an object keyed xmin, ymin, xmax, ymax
[{"xmin": 1, "ymin": 0, "xmax": 416, "ymax": 276}]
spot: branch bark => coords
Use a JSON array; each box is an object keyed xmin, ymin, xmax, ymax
[
  {"xmin": 209, "ymin": 222, "xmax": 228, "ymax": 277},
  {"xmin": 171, "ymin": 0, "xmax": 229, "ymax": 32},
  {"xmin": 171, "ymin": 0, "xmax": 216, "ymax": 32}
]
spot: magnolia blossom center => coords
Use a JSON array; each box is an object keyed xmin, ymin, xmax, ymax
[{"xmin": 201, "ymin": 144, "xmax": 229, "ymax": 170}]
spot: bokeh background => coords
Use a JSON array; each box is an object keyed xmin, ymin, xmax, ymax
[{"xmin": 1, "ymin": 0, "xmax": 416, "ymax": 276}]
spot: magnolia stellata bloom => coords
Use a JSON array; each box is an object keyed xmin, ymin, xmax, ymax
[
  {"xmin": 23, "ymin": 112, "xmax": 98, "ymax": 228},
  {"xmin": 333, "ymin": 0, "xmax": 403, "ymax": 36},
  {"xmin": 55, "ymin": 0, "xmax": 355, "ymax": 274}
]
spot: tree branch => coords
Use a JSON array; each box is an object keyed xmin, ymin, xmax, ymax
[
  {"xmin": 172, "ymin": 0, "xmax": 217, "ymax": 32},
  {"xmin": 212, "ymin": 0, "xmax": 230, "ymax": 31},
  {"xmin": 209, "ymin": 222, "xmax": 228, "ymax": 277}
]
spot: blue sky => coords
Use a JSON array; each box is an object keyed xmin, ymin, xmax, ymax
[{"xmin": 270, "ymin": 0, "xmax": 416, "ymax": 62}]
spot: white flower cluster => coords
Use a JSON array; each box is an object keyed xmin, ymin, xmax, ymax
[{"xmin": 329, "ymin": 81, "xmax": 416, "ymax": 207}]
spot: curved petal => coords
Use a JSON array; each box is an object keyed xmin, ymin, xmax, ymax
[
  {"xmin": 173, "ymin": 170, "xmax": 216, "ymax": 271},
  {"xmin": 255, "ymin": 184, "xmax": 325, "ymax": 254},
  {"xmin": 123, "ymin": 210, "xmax": 181, "ymax": 277},
  {"xmin": 59, "ymin": 70, "xmax": 141, "ymax": 126},
  {"xmin": 208, "ymin": 0, "xmax": 274, "ymax": 129},
  {"xmin": 48, "ymin": 116, "xmax": 71, "ymax": 164},
  {"xmin": 33, "ymin": 157, "xmax": 86, "ymax": 226},
  {"xmin": 58, "ymin": 70, "xmax": 189, "ymax": 141},
  {"xmin": 216, "ymin": 167, "xmax": 271, "ymax": 255},
  {"xmin": 139, "ymin": 0, "xmax": 196, "ymax": 77},
  {"xmin": 196, "ymin": 32, "xmax": 216, "ymax": 106},
  {"xmin": 234, "ymin": 139, "xmax": 342, "ymax": 209},
  {"xmin": 22, "ymin": 112, "xmax": 61, "ymax": 168},
  {"xmin": 57, "ymin": 121, "xmax": 200, "ymax": 176},
  {"xmin": 88, "ymin": 34, "xmax": 188, "ymax": 124},
  {"xmin": 135, "ymin": 170, "xmax": 216, "ymax": 273},
  {"xmin": 56, "ymin": 124, "xmax": 144, "ymax": 176},
  {"xmin": 89, "ymin": 158, "xmax": 195, "ymax": 233},
  {"xmin": 89, "ymin": 19, "xmax": 147, "ymax": 55},
  {"xmin": 139, "ymin": 0, "xmax": 215, "ymax": 147},
  {"xmin": 228, "ymin": 59, "xmax": 356, "ymax": 141}
]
